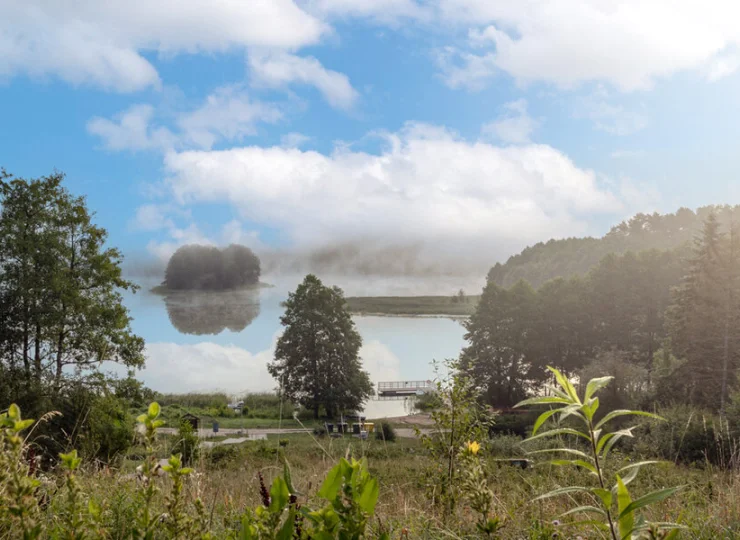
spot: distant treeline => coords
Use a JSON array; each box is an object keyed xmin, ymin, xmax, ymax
[
  {"xmin": 488, "ymin": 205, "xmax": 740, "ymax": 288},
  {"xmin": 463, "ymin": 213, "xmax": 740, "ymax": 413},
  {"xmin": 164, "ymin": 244, "xmax": 260, "ymax": 291}
]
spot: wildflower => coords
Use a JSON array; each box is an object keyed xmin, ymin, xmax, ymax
[
  {"xmin": 552, "ymin": 519, "xmax": 561, "ymax": 526},
  {"xmin": 465, "ymin": 441, "xmax": 481, "ymax": 455}
]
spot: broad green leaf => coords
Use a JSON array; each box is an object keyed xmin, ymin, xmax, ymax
[
  {"xmin": 318, "ymin": 463, "xmax": 344, "ymax": 501},
  {"xmin": 601, "ymin": 428, "xmax": 635, "ymax": 459},
  {"xmin": 616, "ymin": 476, "xmax": 633, "ymax": 540},
  {"xmin": 524, "ymin": 427, "xmax": 591, "ymax": 444},
  {"xmin": 560, "ymin": 505, "xmax": 607, "ymax": 518},
  {"xmin": 582, "ymin": 397, "xmax": 600, "ymax": 422},
  {"xmin": 357, "ymin": 476, "xmax": 379, "ymax": 515},
  {"xmin": 595, "ymin": 410, "xmax": 662, "ymax": 430},
  {"xmin": 559, "ymin": 404, "xmax": 588, "ymax": 425},
  {"xmin": 533, "ymin": 486, "xmax": 590, "ymax": 501},
  {"xmin": 282, "ymin": 456, "xmax": 297, "ymax": 496},
  {"xmin": 617, "ymin": 461, "xmax": 663, "ymax": 474},
  {"xmin": 547, "ymin": 459, "xmax": 597, "ymax": 475},
  {"xmin": 532, "ymin": 408, "xmax": 561, "ymax": 435},
  {"xmin": 8, "ymin": 403, "xmax": 20, "ymax": 420},
  {"xmin": 595, "ymin": 432, "xmax": 615, "ymax": 454},
  {"xmin": 275, "ymin": 508, "xmax": 296, "ymax": 540},
  {"xmin": 147, "ymin": 402, "xmax": 160, "ymax": 418},
  {"xmin": 548, "ymin": 366, "xmax": 581, "ymax": 404},
  {"xmin": 514, "ymin": 396, "xmax": 571, "ymax": 408},
  {"xmin": 239, "ymin": 519, "xmax": 256, "ymax": 540},
  {"xmin": 620, "ymin": 487, "xmax": 682, "ymax": 518},
  {"xmin": 585, "ymin": 376, "xmax": 613, "ymax": 401},
  {"xmin": 14, "ymin": 419, "xmax": 34, "ymax": 432},
  {"xmin": 269, "ymin": 477, "xmax": 290, "ymax": 512},
  {"xmin": 526, "ymin": 448, "xmax": 591, "ymax": 460},
  {"xmin": 592, "ymin": 488, "xmax": 612, "ymax": 508}
]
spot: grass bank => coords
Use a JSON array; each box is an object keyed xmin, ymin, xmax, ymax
[{"xmin": 345, "ymin": 295, "xmax": 479, "ymax": 317}]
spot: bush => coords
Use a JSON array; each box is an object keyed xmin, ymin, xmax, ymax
[
  {"xmin": 375, "ymin": 422, "xmax": 396, "ymax": 442},
  {"xmin": 172, "ymin": 420, "xmax": 199, "ymax": 466},
  {"xmin": 627, "ymin": 405, "xmax": 738, "ymax": 467},
  {"xmin": 206, "ymin": 444, "xmax": 240, "ymax": 466},
  {"xmin": 487, "ymin": 434, "xmax": 525, "ymax": 457},
  {"xmin": 415, "ymin": 391, "xmax": 442, "ymax": 412}
]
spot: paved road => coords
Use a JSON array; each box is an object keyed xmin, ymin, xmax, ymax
[{"xmin": 160, "ymin": 427, "xmax": 424, "ymax": 439}]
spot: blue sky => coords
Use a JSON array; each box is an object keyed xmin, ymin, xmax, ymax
[{"xmin": 3, "ymin": 0, "xmax": 740, "ymax": 277}]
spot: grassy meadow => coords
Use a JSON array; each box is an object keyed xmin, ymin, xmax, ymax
[{"xmin": 22, "ymin": 429, "xmax": 740, "ymax": 539}]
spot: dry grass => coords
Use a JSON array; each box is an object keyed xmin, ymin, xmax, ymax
[{"xmin": 48, "ymin": 433, "xmax": 740, "ymax": 539}]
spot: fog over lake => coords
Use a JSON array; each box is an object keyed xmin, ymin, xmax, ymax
[{"xmin": 118, "ymin": 274, "xmax": 480, "ymax": 417}]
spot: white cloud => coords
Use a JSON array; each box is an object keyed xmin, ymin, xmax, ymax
[
  {"xmin": 145, "ymin": 220, "xmax": 262, "ymax": 262},
  {"xmin": 435, "ymin": 0, "xmax": 740, "ymax": 91},
  {"xmin": 248, "ymin": 50, "xmax": 359, "ymax": 109},
  {"xmin": 575, "ymin": 93, "xmax": 648, "ymax": 136},
  {"xmin": 177, "ymin": 86, "xmax": 283, "ymax": 149},
  {"xmin": 158, "ymin": 123, "xmax": 624, "ymax": 264},
  {"xmin": 481, "ymin": 99, "xmax": 539, "ymax": 144},
  {"xmin": 280, "ymin": 132, "xmax": 312, "ymax": 148},
  {"xmin": 130, "ymin": 204, "xmax": 176, "ymax": 231},
  {"xmin": 87, "ymin": 105, "xmax": 177, "ymax": 152},
  {"xmin": 304, "ymin": 0, "xmax": 428, "ymax": 24},
  {"xmin": 0, "ymin": 0, "xmax": 326, "ymax": 92},
  {"xmin": 88, "ymin": 87, "xmax": 280, "ymax": 152},
  {"xmin": 136, "ymin": 337, "xmax": 400, "ymax": 394}
]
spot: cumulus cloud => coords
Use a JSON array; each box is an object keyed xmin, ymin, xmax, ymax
[
  {"xmin": 481, "ymin": 99, "xmax": 539, "ymax": 144},
  {"xmin": 136, "ymin": 337, "xmax": 400, "ymax": 394},
  {"xmin": 280, "ymin": 132, "xmax": 312, "ymax": 148},
  {"xmin": 0, "ymin": 0, "xmax": 326, "ymax": 92},
  {"xmin": 177, "ymin": 86, "xmax": 283, "ymax": 149},
  {"xmin": 88, "ymin": 87, "xmax": 280, "ymax": 152},
  {"xmin": 155, "ymin": 123, "xmax": 623, "ymax": 269},
  {"xmin": 87, "ymin": 105, "xmax": 177, "ymax": 152},
  {"xmin": 248, "ymin": 50, "xmax": 359, "ymax": 110},
  {"xmin": 435, "ymin": 0, "xmax": 740, "ymax": 91}
]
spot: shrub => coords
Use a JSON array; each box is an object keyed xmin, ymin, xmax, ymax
[
  {"xmin": 414, "ymin": 391, "xmax": 442, "ymax": 412},
  {"xmin": 375, "ymin": 422, "xmax": 396, "ymax": 442},
  {"xmin": 628, "ymin": 405, "xmax": 738, "ymax": 467},
  {"xmin": 207, "ymin": 444, "xmax": 240, "ymax": 466},
  {"xmin": 172, "ymin": 419, "xmax": 199, "ymax": 466}
]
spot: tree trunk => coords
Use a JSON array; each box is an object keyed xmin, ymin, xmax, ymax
[
  {"xmin": 54, "ymin": 325, "xmax": 65, "ymax": 393},
  {"xmin": 313, "ymin": 404, "xmax": 320, "ymax": 420},
  {"xmin": 33, "ymin": 320, "xmax": 42, "ymax": 382}
]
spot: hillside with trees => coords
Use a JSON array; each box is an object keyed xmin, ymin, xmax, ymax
[
  {"xmin": 463, "ymin": 212, "xmax": 740, "ymax": 413},
  {"xmin": 488, "ymin": 205, "xmax": 740, "ymax": 288}
]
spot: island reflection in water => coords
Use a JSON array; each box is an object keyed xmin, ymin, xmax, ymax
[{"xmin": 162, "ymin": 288, "xmax": 261, "ymax": 335}]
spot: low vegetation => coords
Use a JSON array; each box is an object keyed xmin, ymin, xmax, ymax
[{"xmin": 345, "ymin": 295, "xmax": 479, "ymax": 317}]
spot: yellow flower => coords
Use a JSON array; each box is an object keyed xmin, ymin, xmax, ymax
[{"xmin": 465, "ymin": 441, "xmax": 481, "ymax": 455}]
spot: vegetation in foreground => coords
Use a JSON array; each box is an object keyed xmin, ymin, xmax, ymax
[{"xmin": 5, "ymin": 370, "xmax": 740, "ymax": 539}]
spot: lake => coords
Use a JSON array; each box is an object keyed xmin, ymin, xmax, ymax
[{"xmin": 120, "ymin": 274, "xmax": 480, "ymax": 417}]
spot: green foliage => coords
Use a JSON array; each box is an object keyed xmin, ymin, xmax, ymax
[
  {"xmin": 418, "ymin": 359, "xmax": 493, "ymax": 515},
  {"xmin": 516, "ymin": 366, "xmax": 682, "ymax": 539},
  {"xmin": 413, "ymin": 391, "xmax": 442, "ymax": 412},
  {"xmin": 667, "ymin": 213, "xmax": 740, "ymax": 412},
  {"xmin": 164, "ymin": 243, "xmax": 260, "ymax": 290},
  {"xmin": 80, "ymin": 392, "xmax": 135, "ymax": 463},
  {"xmin": 0, "ymin": 404, "xmax": 42, "ymax": 539},
  {"xmin": 374, "ymin": 422, "xmax": 396, "ymax": 442},
  {"xmin": 458, "ymin": 442, "xmax": 502, "ymax": 537},
  {"xmin": 172, "ymin": 418, "xmax": 199, "ymax": 466},
  {"xmin": 488, "ymin": 205, "xmax": 727, "ymax": 289},
  {"xmin": 0, "ymin": 170, "xmax": 144, "ymax": 400},
  {"xmin": 268, "ymin": 274, "xmax": 373, "ymax": 419}
]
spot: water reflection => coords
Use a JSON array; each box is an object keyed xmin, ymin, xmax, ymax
[{"xmin": 162, "ymin": 288, "xmax": 261, "ymax": 335}]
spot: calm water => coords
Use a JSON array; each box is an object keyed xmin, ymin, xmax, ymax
[{"xmin": 119, "ymin": 274, "xmax": 477, "ymax": 417}]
